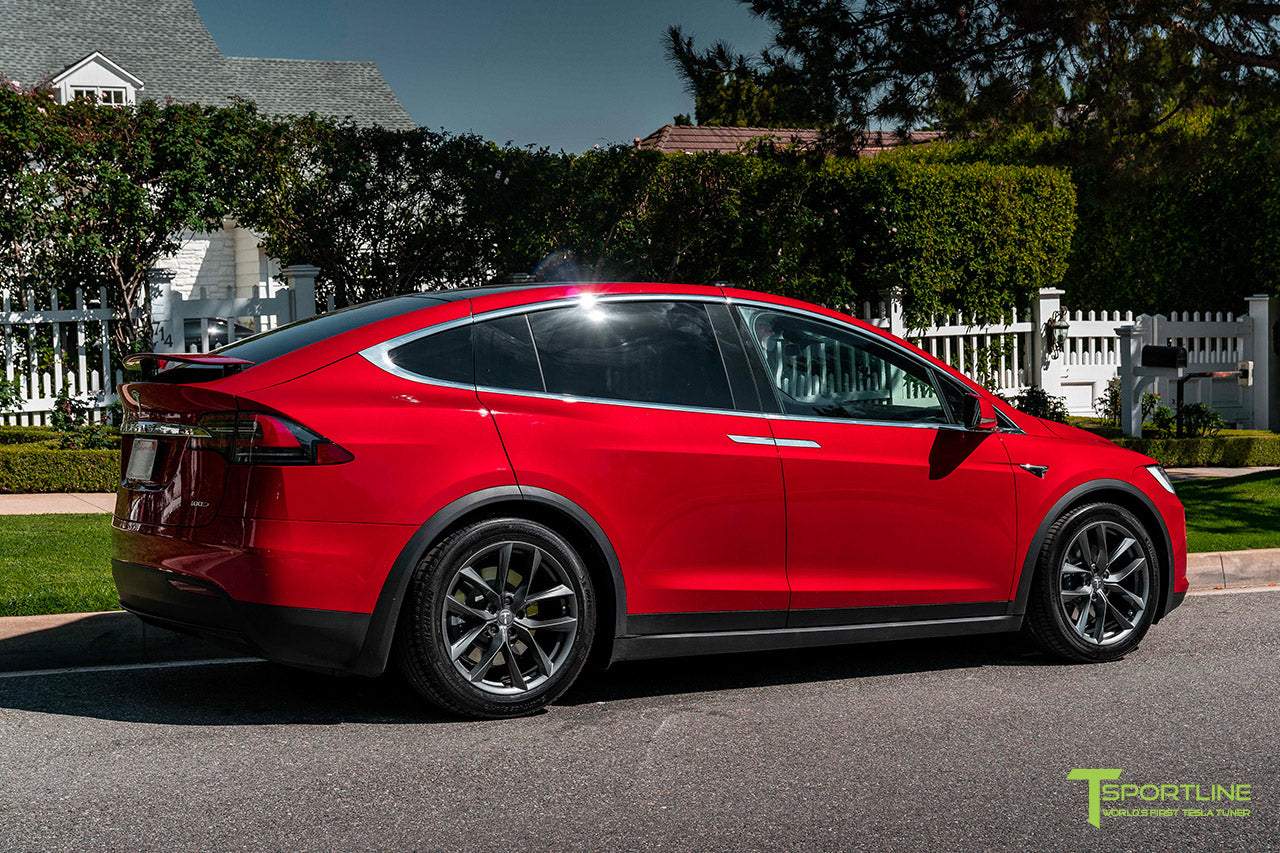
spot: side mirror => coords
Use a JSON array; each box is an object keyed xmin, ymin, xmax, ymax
[{"xmin": 962, "ymin": 393, "xmax": 998, "ymax": 431}]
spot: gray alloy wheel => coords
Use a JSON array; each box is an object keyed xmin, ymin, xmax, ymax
[
  {"xmin": 1024, "ymin": 502, "xmax": 1161, "ymax": 663},
  {"xmin": 439, "ymin": 540, "xmax": 580, "ymax": 695},
  {"xmin": 395, "ymin": 517, "xmax": 595, "ymax": 718},
  {"xmin": 1057, "ymin": 520, "xmax": 1151, "ymax": 647}
]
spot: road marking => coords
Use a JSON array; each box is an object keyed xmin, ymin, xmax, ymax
[{"xmin": 0, "ymin": 657, "xmax": 255, "ymax": 679}]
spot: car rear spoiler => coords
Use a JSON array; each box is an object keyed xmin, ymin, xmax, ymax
[{"xmin": 123, "ymin": 352, "xmax": 255, "ymax": 379}]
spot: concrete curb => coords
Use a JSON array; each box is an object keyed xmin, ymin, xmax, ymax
[
  {"xmin": 1185, "ymin": 547, "xmax": 1280, "ymax": 591},
  {"xmin": 0, "ymin": 611, "xmax": 242, "ymax": 673},
  {"xmin": 2, "ymin": 547, "xmax": 1277, "ymax": 674}
]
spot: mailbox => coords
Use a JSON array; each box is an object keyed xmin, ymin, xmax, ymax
[{"xmin": 1141, "ymin": 345, "xmax": 1187, "ymax": 369}]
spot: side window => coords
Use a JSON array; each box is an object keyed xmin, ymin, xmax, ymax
[
  {"xmin": 738, "ymin": 306, "xmax": 951, "ymax": 424},
  {"xmin": 387, "ymin": 323, "xmax": 473, "ymax": 385},
  {"xmin": 526, "ymin": 300, "xmax": 734, "ymax": 410},
  {"xmin": 476, "ymin": 313, "xmax": 544, "ymax": 392}
]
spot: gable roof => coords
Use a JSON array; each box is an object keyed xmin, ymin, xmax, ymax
[
  {"xmin": 0, "ymin": 0, "xmax": 414, "ymax": 129},
  {"xmin": 51, "ymin": 51, "xmax": 146, "ymax": 89},
  {"xmin": 634, "ymin": 124, "xmax": 945, "ymax": 155}
]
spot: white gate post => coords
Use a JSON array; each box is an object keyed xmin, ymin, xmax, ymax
[
  {"xmin": 886, "ymin": 286, "xmax": 906, "ymax": 339},
  {"xmin": 1033, "ymin": 287, "xmax": 1065, "ymax": 396},
  {"xmin": 282, "ymin": 265, "xmax": 320, "ymax": 321},
  {"xmin": 1118, "ymin": 323, "xmax": 1145, "ymax": 437},
  {"xmin": 1247, "ymin": 294, "xmax": 1278, "ymax": 430},
  {"xmin": 147, "ymin": 269, "xmax": 179, "ymax": 353}
]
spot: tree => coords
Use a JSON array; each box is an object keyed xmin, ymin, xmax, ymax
[
  {"xmin": 669, "ymin": 1, "xmax": 1280, "ymax": 145},
  {"xmin": 664, "ymin": 27, "xmax": 823, "ymax": 127},
  {"xmin": 0, "ymin": 85, "xmax": 271, "ymax": 354}
]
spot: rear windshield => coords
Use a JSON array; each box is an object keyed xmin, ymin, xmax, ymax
[{"xmin": 216, "ymin": 295, "xmax": 443, "ymax": 366}]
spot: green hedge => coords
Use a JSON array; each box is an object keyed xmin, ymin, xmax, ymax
[
  {"xmin": 0, "ymin": 426, "xmax": 58, "ymax": 445},
  {"xmin": 1113, "ymin": 435, "xmax": 1280, "ymax": 467},
  {"xmin": 0, "ymin": 444, "xmax": 120, "ymax": 493}
]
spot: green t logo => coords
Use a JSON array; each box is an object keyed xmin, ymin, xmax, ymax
[{"xmin": 1068, "ymin": 769, "xmax": 1123, "ymax": 827}]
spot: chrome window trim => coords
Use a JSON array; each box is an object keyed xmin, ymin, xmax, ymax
[
  {"xmin": 120, "ymin": 420, "xmax": 212, "ymax": 438},
  {"xmin": 358, "ymin": 290, "xmax": 1026, "ymax": 434}
]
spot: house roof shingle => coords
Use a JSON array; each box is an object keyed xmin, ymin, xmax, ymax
[
  {"xmin": 0, "ymin": 0, "xmax": 414, "ymax": 129},
  {"xmin": 633, "ymin": 124, "xmax": 945, "ymax": 156}
]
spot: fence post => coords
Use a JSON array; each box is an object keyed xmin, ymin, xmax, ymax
[
  {"xmin": 1246, "ymin": 294, "xmax": 1278, "ymax": 430},
  {"xmin": 1118, "ymin": 323, "xmax": 1145, "ymax": 437},
  {"xmin": 148, "ymin": 268, "xmax": 178, "ymax": 353},
  {"xmin": 1033, "ymin": 287, "xmax": 1065, "ymax": 396},
  {"xmin": 282, "ymin": 265, "xmax": 320, "ymax": 321},
  {"xmin": 885, "ymin": 287, "xmax": 906, "ymax": 339}
]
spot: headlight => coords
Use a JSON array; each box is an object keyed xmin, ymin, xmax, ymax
[{"xmin": 1146, "ymin": 465, "xmax": 1176, "ymax": 495}]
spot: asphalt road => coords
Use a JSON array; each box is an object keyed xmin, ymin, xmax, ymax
[{"xmin": 0, "ymin": 589, "xmax": 1276, "ymax": 853}]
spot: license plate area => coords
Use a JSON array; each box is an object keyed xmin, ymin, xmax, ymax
[{"xmin": 125, "ymin": 438, "xmax": 158, "ymax": 483}]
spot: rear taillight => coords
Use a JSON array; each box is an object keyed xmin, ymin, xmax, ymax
[{"xmin": 195, "ymin": 412, "xmax": 354, "ymax": 466}]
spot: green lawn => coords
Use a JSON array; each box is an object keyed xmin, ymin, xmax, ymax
[
  {"xmin": 0, "ymin": 513, "xmax": 118, "ymax": 617},
  {"xmin": 1177, "ymin": 469, "xmax": 1280, "ymax": 554}
]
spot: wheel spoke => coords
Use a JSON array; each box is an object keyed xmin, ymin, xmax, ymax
[
  {"xmin": 1105, "ymin": 582, "xmax": 1145, "ymax": 610},
  {"xmin": 517, "ymin": 615, "xmax": 577, "ymax": 632},
  {"xmin": 445, "ymin": 594, "xmax": 491, "ymax": 623},
  {"xmin": 1075, "ymin": 600, "xmax": 1091, "ymax": 634},
  {"xmin": 1062, "ymin": 562, "xmax": 1089, "ymax": 575},
  {"xmin": 468, "ymin": 633, "xmax": 505, "ymax": 683},
  {"xmin": 524, "ymin": 549, "xmax": 542, "ymax": 594},
  {"xmin": 502, "ymin": 636, "xmax": 527, "ymax": 691},
  {"xmin": 513, "ymin": 623, "xmax": 555, "ymax": 677},
  {"xmin": 1092, "ymin": 594, "xmax": 1108, "ymax": 643},
  {"xmin": 1077, "ymin": 529, "xmax": 1094, "ymax": 566},
  {"xmin": 450, "ymin": 623, "xmax": 489, "ymax": 661},
  {"xmin": 521, "ymin": 584, "xmax": 574, "ymax": 608},
  {"xmin": 1109, "ymin": 537, "xmax": 1137, "ymax": 567},
  {"xmin": 1107, "ymin": 598, "xmax": 1135, "ymax": 631},
  {"xmin": 1108, "ymin": 557, "xmax": 1145, "ymax": 583},
  {"xmin": 496, "ymin": 543, "xmax": 514, "ymax": 596},
  {"xmin": 1061, "ymin": 588, "xmax": 1091, "ymax": 599},
  {"xmin": 459, "ymin": 566, "xmax": 501, "ymax": 603}
]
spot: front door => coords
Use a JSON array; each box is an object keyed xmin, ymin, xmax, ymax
[{"xmin": 735, "ymin": 303, "xmax": 1018, "ymax": 620}]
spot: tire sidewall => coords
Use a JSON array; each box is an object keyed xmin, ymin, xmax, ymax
[
  {"xmin": 401, "ymin": 517, "xmax": 596, "ymax": 716},
  {"xmin": 1033, "ymin": 503, "xmax": 1163, "ymax": 661}
]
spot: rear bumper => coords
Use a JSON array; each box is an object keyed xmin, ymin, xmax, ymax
[{"xmin": 112, "ymin": 560, "xmax": 378, "ymax": 676}]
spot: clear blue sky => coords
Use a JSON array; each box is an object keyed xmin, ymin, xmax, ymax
[{"xmin": 192, "ymin": 0, "xmax": 773, "ymax": 152}]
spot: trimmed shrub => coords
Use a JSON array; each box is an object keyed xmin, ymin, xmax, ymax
[
  {"xmin": 0, "ymin": 426, "xmax": 58, "ymax": 445},
  {"xmin": 1113, "ymin": 435, "xmax": 1280, "ymax": 467},
  {"xmin": 0, "ymin": 444, "xmax": 120, "ymax": 493}
]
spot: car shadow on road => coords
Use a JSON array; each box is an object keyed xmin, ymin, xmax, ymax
[{"xmin": 0, "ymin": 631, "xmax": 1051, "ymax": 726}]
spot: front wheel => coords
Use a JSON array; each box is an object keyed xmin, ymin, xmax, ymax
[
  {"xmin": 1023, "ymin": 502, "xmax": 1162, "ymax": 662},
  {"xmin": 395, "ymin": 517, "xmax": 596, "ymax": 718}
]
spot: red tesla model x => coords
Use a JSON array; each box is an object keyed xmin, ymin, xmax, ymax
[{"xmin": 112, "ymin": 282, "xmax": 1187, "ymax": 717}]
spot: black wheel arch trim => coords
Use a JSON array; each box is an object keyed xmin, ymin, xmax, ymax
[
  {"xmin": 1008, "ymin": 478, "xmax": 1176, "ymax": 624},
  {"xmin": 349, "ymin": 485, "xmax": 627, "ymax": 677}
]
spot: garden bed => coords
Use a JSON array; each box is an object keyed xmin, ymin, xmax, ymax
[{"xmin": 1066, "ymin": 418, "xmax": 1280, "ymax": 467}]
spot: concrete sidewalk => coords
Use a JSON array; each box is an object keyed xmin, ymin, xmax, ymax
[
  {"xmin": 1166, "ymin": 466, "xmax": 1278, "ymax": 482},
  {"xmin": 0, "ymin": 492, "xmax": 115, "ymax": 514}
]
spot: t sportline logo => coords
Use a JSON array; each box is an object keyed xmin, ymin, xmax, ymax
[{"xmin": 1068, "ymin": 769, "xmax": 1253, "ymax": 828}]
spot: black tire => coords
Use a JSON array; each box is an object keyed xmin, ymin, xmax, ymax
[
  {"xmin": 394, "ymin": 517, "xmax": 595, "ymax": 718},
  {"xmin": 1023, "ymin": 502, "xmax": 1162, "ymax": 663}
]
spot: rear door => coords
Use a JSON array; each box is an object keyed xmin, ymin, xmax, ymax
[
  {"xmin": 734, "ymin": 302, "xmax": 1018, "ymax": 619},
  {"xmin": 476, "ymin": 297, "xmax": 789, "ymax": 625}
]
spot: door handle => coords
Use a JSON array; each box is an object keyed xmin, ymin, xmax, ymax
[
  {"xmin": 727, "ymin": 434, "xmax": 822, "ymax": 449},
  {"xmin": 727, "ymin": 434, "xmax": 775, "ymax": 446}
]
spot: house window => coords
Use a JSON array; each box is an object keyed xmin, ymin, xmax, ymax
[{"xmin": 70, "ymin": 87, "xmax": 126, "ymax": 105}]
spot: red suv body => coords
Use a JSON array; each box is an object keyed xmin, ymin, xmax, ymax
[{"xmin": 112, "ymin": 282, "xmax": 1187, "ymax": 716}]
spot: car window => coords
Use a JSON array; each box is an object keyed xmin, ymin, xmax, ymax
[
  {"xmin": 738, "ymin": 306, "xmax": 951, "ymax": 424},
  {"xmin": 386, "ymin": 323, "xmax": 473, "ymax": 385},
  {"xmin": 476, "ymin": 313, "xmax": 544, "ymax": 392},
  {"xmin": 525, "ymin": 300, "xmax": 734, "ymax": 410}
]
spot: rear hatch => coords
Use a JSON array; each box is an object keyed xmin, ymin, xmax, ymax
[{"xmin": 116, "ymin": 355, "xmax": 255, "ymax": 527}]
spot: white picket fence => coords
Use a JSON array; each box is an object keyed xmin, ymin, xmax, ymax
[
  {"xmin": 3, "ymin": 279, "xmax": 1277, "ymax": 431},
  {"xmin": 1, "ymin": 287, "xmax": 123, "ymax": 426}
]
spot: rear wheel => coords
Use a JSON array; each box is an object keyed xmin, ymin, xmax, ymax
[
  {"xmin": 395, "ymin": 517, "xmax": 595, "ymax": 718},
  {"xmin": 1024, "ymin": 503, "xmax": 1161, "ymax": 662}
]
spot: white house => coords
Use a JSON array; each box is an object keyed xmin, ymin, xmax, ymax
[{"xmin": 0, "ymin": 0, "xmax": 414, "ymax": 347}]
